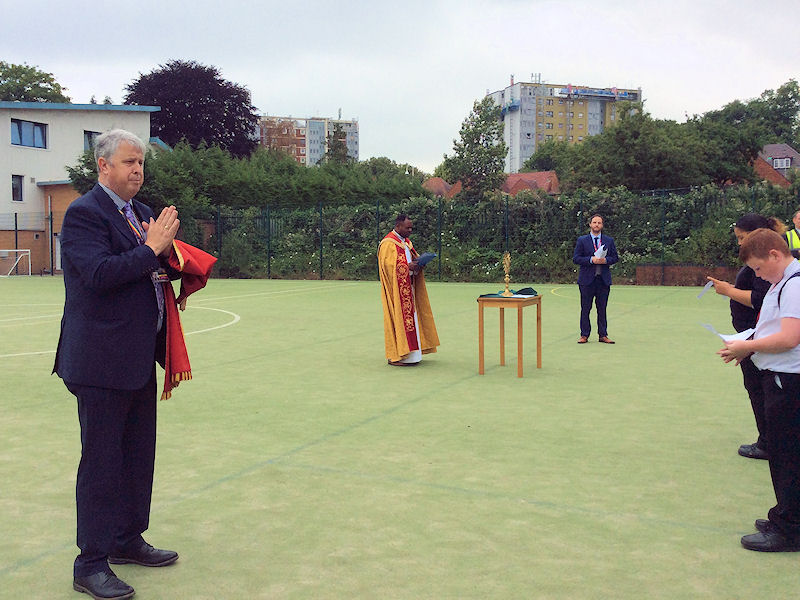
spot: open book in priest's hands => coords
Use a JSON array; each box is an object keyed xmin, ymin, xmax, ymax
[{"xmin": 416, "ymin": 252, "xmax": 437, "ymax": 267}]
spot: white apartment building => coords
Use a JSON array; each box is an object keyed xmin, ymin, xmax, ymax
[{"xmin": 487, "ymin": 78, "xmax": 642, "ymax": 173}]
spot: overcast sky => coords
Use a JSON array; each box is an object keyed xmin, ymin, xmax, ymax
[{"xmin": 2, "ymin": 0, "xmax": 798, "ymax": 173}]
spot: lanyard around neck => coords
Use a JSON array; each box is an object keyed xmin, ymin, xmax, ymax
[{"xmin": 119, "ymin": 207, "xmax": 144, "ymax": 242}]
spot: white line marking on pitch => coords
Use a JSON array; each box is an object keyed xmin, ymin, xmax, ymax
[{"xmin": 0, "ymin": 306, "xmax": 241, "ymax": 359}]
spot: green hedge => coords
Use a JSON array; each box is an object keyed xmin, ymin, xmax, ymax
[{"xmin": 199, "ymin": 183, "xmax": 800, "ymax": 282}]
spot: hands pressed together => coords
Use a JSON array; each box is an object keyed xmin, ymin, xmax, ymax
[{"xmin": 143, "ymin": 206, "xmax": 179, "ymax": 257}]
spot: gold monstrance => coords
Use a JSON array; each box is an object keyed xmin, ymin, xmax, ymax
[{"xmin": 501, "ymin": 251, "xmax": 513, "ymax": 296}]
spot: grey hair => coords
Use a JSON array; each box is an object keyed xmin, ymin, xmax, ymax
[{"xmin": 94, "ymin": 129, "xmax": 147, "ymax": 165}]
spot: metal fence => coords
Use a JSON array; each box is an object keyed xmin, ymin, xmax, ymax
[{"xmin": 5, "ymin": 183, "xmax": 799, "ymax": 283}]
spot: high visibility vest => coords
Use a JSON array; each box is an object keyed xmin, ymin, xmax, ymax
[{"xmin": 786, "ymin": 229, "xmax": 800, "ymax": 260}]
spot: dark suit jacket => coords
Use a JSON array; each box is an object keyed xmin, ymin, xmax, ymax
[
  {"xmin": 54, "ymin": 184, "xmax": 167, "ymax": 390},
  {"xmin": 573, "ymin": 233, "xmax": 619, "ymax": 286}
]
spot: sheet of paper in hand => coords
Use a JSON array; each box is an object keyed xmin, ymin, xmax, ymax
[
  {"xmin": 701, "ymin": 323, "xmax": 755, "ymax": 342},
  {"xmin": 593, "ymin": 244, "xmax": 607, "ymax": 258},
  {"xmin": 416, "ymin": 252, "xmax": 437, "ymax": 267},
  {"xmin": 697, "ymin": 280, "xmax": 714, "ymax": 299}
]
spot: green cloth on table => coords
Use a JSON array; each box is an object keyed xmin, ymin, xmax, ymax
[{"xmin": 479, "ymin": 287, "xmax": 537, "ymax": 298}]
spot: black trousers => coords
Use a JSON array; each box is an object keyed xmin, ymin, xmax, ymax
[
  {"xmin": 759, "ymin": 370, "xmax": 800, "ymax": 537},
  {"xmin": 740, "ymin": 356, "xmax": 767, "ymax": 448},
  {"xmin": 66, "ymin": 369, "xmax": 157, "ymax": 577},
  {"xmin": 579, "ymin": 276, "xmax": 610, "ymax": 338}
]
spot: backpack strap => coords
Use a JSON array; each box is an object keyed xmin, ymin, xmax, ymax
[{"xmin": 777, "ymin": 271, "xmax": 800, "ymax": 309}]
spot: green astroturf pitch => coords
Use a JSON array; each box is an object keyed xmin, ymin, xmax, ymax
[{"xmin": 2, "ymin": 277, "xmax": 799, "ymax": 599}]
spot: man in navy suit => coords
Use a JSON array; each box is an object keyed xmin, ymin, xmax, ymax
[
  {"xmin": 54, "ymin": 129, "xmax": 180, "ymax": 600},
  {"xmin": 572, "ymin": 214, "xmax": 619, "ymax": 344}
]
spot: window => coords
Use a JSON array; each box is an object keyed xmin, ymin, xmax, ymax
[
  {"xmin": 546, "ymin": 99, "xmax": 553, "ymax": 105},
  {"xmin": 578, "ymin": 136, "xmax": 584, "ymax": 141},
  {"xmin": 559, "ymin": 123, "xmax": 564, "ymax": 129},
  {"xmin": 545, "ymin": 123, "xmax": 553, "ymax": 129},
  {"xmin": 545, "ymin": 111, "xmax": 553, "ymax": 117},
  {"xmin": 578, "ymin": 124, "xmax": 584, "ymax": 129},
  {"xmin": 578, "ymin": 112, "xmax": 584, "ymax": 118},
  {"xmin": 558, "ymin": 99, "xmax": 564, "ymax": 104},
  {"xmin": 11, "ymin": 119, "xmax": 47, "ymax": 148},
  {"xmin": 545, "ymin": 135, "xmax": 553, "ymax": 141},
  {"xmin": 569, "ymin": 112, "xmax": 574, "ymax": 117},
  {"xmin": 12, "ymin": 175, "xmax": 23, "ymax": 202},
  {"xmin": 774, "ymin": 158, "xmax": 791, "ymax": 169},
  {"xmin": 84, "ymin": 130, "xmax": 101, "ymax": 151},
  {"xmin": 558, "ymin": 135, "xmax": 564, "ymax": 141}
]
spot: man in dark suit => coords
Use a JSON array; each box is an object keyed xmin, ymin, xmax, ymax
[
  {"xmin": 54, "ymin": 129, "xmax": 180, "ymax": 600},
  {"xmin": 572, "ymin": 214, "xmax": 619, "ymax": 344}
]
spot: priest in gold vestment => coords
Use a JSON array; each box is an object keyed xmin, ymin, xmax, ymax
[{"xmin": 378, "ymin": 215, "xmax": 440, "ymax": 365}]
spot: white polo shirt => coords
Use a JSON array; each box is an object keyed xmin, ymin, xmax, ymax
[{"xmin": 752, "ymin": 260, "xmax": 800, "ymax": 373}]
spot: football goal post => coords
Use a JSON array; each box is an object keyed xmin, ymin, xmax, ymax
[{"xmin": 0, "ymin": 249, "xmax": 32, "ymax": 276}]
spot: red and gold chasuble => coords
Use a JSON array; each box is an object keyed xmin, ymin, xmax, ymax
[
  {"xmin": 377, "ymin": 231, "xmax": 440, "ymax": 363},
  {"xmin": 388, "ymin": 232, "xmax": 420, "ymax": 351}
]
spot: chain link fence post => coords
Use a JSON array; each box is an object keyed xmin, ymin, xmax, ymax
[{"xmin": 437, "ymin": 197, "xmax": 443, "ymax": 281}]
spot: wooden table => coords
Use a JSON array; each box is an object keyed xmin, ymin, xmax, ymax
[{"xmin": 477, "ymin": 295, "xmax": 542, "ymax": 377}]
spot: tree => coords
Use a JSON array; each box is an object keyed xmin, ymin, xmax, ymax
[
  {"xmin": 523, "ymin": 102, "xmax": 756, "ymax": 191},
  {"xmin": 442, "ymin": 97, "xmax": 507, "ymax": 200},
  {"xmin": 0, "ymin": 61, "xmax": 70, "ymax": 102},
  {"xmin": 565, "ymin": 105, "xmax": 709, "ymax": 190},
  {"xmin": 66, "ymin": 150, "xmax": 98, "ymax": 195},
  {"xmin": 322, "ymin": 122, "xmax": 351, "ymax": 164},
  {"xmin": 124, "ymin": 60, "xmax": 259, "ymax": 157},
  {"xmin": 762, "ymin": 79, "xmax": 800, "ymax": 147},
  {"xmin": 522, "ymin": 139, "xmax": 574, "ymax": 174},
  {"xmin": 702, "ymin": 80, "xmax": 800, "ymax": 150},
  {"xmin": 686, "ymin": 116, "xmax": 759, "ymax": 185}
]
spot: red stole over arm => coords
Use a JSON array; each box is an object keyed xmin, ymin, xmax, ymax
[{"xmin": 161, "ymin": 240, "xmax": 217, "ymax": 400}]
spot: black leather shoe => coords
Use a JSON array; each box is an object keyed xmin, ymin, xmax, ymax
[
  {"xmin": 755, "ymin": 519, "xmax": 777, "ymax": 534},
  {"xmin": 109, "ymin": 542, "xmax": 178, "ymax": 567},
  {"xmin": 741, "ymin": 531, "xmax": 800, "ymax": 552},
  {"xmin": 73, "ymin": 571, "xmax": 134, "ymax": 599},
  {"xmin": 738, "ymin": 443, "xmax": 769, "ymax": 460}
]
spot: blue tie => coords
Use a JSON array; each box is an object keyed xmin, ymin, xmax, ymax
[{"xmin": 123, "ymin": 202, "xmax": 165, "ymax": 330}]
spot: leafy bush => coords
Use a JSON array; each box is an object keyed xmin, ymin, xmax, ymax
[{"xmin": 195, "ymin": 183, "xmax": 800, "ymax": 282}]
